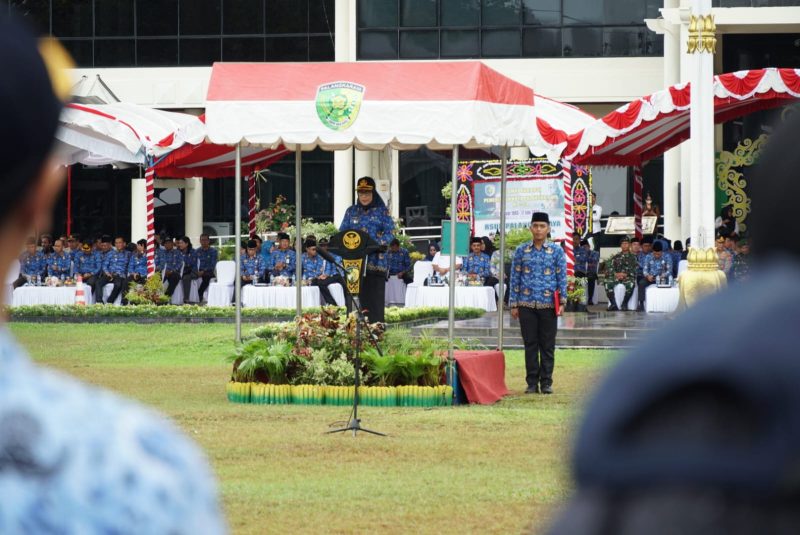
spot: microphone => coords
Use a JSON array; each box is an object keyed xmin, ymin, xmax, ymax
[{"xmin": 317, "ymin": 247, "xmax": 337, "ymax": 264}]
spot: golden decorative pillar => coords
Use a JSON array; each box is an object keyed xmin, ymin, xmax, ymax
[{"xmin": 679, "ymin": 247, "xmax": 727, "ymax": 308}]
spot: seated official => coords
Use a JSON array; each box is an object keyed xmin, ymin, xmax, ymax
[
  {"xmin": 99, "ymin": 236, "xmax": 131, "ymax": 305},
  {"xmin": 176, "ymin": 236, "xmax": 198, "ymax": 304},
  {"xmin": 241, "ymin": 239, "xmax": 265, "ymax": 286},
  {"xmin": 429, "ymin": 250, "xmax": 462, "ymax": 284},
  {"xmin": 574, "ymin": 235, "xmax": 600, "ymax": 304},
  {"xmin": 637, "ymin": 241, "xmax": 673, "ymax": 312},
  {"xmin": 156, "ymin": 237, "xmax": 182, "ymax": 297},
  {"xmin": 127, "ymin": 239, "xmax": 148, "ymax": 287},
  {"xmin": 191, "ymin": 233, "xmax": 218, "ymax": 304},
  {"xmin": 601, "ymin": 236, "xmax": 638, "ymax": 311},
  {"xmin": 386, "ymin": 238, "xmax": 413, "ymax": 285},
  {"xmin": 461, "ymin": 236, "xmax": 497, "ymax": 288},
  {"xmin": 14, "ymin": 237, "xmax": 45, "ymax": 288},
  {"xmin": 46, "ymin": 238, "xmax": 71, "ymax": 280},
  {"xmin": 73, "ymin": 241, "xmax": 102, "ymax": 297},
  {"xmin": 268, "ymin": 232, "xmax": 296, "ymax": 280},
  {"xmin": 301, "ymin": 239, "xmax": 337, "ymax": 306}
]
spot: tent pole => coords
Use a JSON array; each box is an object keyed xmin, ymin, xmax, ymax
[
  {"xmin": 234, "ymin": 144, "xmax": 242, "ymax": 343},
  {"xmin": 448, "ymin": 145, "xmax": 459, "ymax": 363},
  {"xmin": 295, "ymin": 148, "xmax": 303, "ymax": 320},
  {"xmin": 66, "ymin": 165, "xmax": 72, "ymax": 236},
  {"xmin": 497, "ymin": 146, "xmax": 508, "ymax": 350}
]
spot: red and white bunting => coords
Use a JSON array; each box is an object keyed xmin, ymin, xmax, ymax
[
  {"xmin": 561, "ymin": 159, "xmax": 575, "ymax": 277},
  {"xmin": 633, "ymin": 165, "xmax": 644, "ymax": 241},
  {"xmin": 248, "ymin": 173, "xmax": 257, "ymax": 238},
  {"xmin": 145, "ymin": 167, "xmax": 156, "ymax": 277}
]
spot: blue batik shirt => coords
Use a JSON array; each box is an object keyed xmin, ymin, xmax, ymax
[
  {"xmin": 386, "ymin": 248, "xmax": 411, "ymax": 275},
  {"xmin": 47, "ymin": 252, "xmax": 71, "ymax": 278},
  {"xmin": 128, "ymin": 252, "xmax": 148, "ymax": 278},
  {"xmin": 509, "ymin": 240, "xmax": 568, "ymax": 309},
  {"xmin": 241, "ymin": 254, "xmax": 265, "ymax": 280},
  {"xmin": 259, "ymin": 240, "xmax": 274, "ymax": 268},
  {"xmin": 156, "ymin": 248, "xmax": 183, "ymax": 273},
  {"xmin": 635, "ymin": 252, "xmax": 647, "ymax": 278},
  {"xmin": 322, "ymin": 252, "xmax": 342, "ymax": 277},
  {"xmin": 339, "ymin": 202, "xmax": 395, "ymax": 272},
  {"xmin": 194, "ymin": 247, "xmax": 218, "ymax": 273},
  {"xmin": 301, "ymin": 254, "xmax": 324, "ymax": 280},
  {"xmin": 268, "ymin": 248, "xmax": 296, "ymax": 278},
  {"xmin": 0, "ymin": 327, "xmax": 226, "ymax": 534},
  {"xmin": 575, "ymin": 247, "xmax": 599, "ymax": 274},
  {"xmin": 74, "ymin": 251, "xmax": 101, "ymax": 277},
  {"xmin": 461, "ymin": 252, "xmax": 492, "ymax": 279},
  {"xmin": 102, "ymin": 249, "xmax": 131, "ymax": 277},
  {"xmin": 643, "ymin": 253, "xmax": 674, "ymax": 278},
  {"xmin": 19, "ymin": 250, "xmax": 45, "ymax": 277}
]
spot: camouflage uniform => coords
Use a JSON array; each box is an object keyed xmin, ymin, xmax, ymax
[{"xmin": 601, "ymin": 251, "xmax": 638, "ymax": 309}]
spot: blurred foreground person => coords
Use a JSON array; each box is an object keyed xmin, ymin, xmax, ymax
[
  {"xmin": 547, "ymin": 115, "xmax": 800, "ymax": 535},
  {"xmin": 0, "ymin": 14, "xmax": 225, "ymax": 534}
]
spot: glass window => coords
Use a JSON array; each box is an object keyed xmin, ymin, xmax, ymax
[
  {"xmin": 223, "ymin": 0, "xmax": 263, "ymax": 34},
  {"xmin": 266, "ymin": 0, "xmax": 308, "ymax": 33},
  {"xmin": 358, "ymin": 30, "xmax": 398, "ymax": 59},
  {"xmin": 645, "ymin": 0, "xmax": 662, "ymax": 18},
  {"xmin": 10, "ymin": 0, "xmax": 50, "ymax": 34},
  {"xmin": 441, "ymin": 0, "xmax": 479, "ymax": 26},
  {"xmin": 61, "ymin": 39, "xmax": 93, "ymax": 67},
  {"xmin": 523, "ymin": 0, "xmax": 560, "ymax": 26},
  {"xmin": 94, "ymin": 39, "xmax": 136, "ymax": 66},
  {"xmin": 96, "ymin": 0, "xmax": 134, "ymax": 36},
  {"xmin": 222, "ymin": 37, "xmax": 265, "ymax": 61},
  {"xmin": 400, "ymin": 29, "xmax": 438, "ymax": 58},
  {"xmin": 179, "ymin": 0, "xmax": 220, "ymax": 35},
  {"xmin": 309, "ymin": 35, "xmax": 335, "ymax": 61},
  {"xmin": 52, "ymin": 0, "xmax": 92, "ymax": 37},
  {"xmin": 603, "ymin": 26, "xmax": 645, "ymax": 56},
  {"xmin": 309, "ymin": 0, "xmax": 336, "ymax": 33},
  {"xmin": 604, "ymin": 1, "xmax": 644, "ymax": 25},
  {"xmin": 563, "ymin": 26, "xmax": 602, "ymax": 56},
  {"xmin": 482, "ymin": 29, "xmax": 520, "ymax": 56},
  {"xmin": 562, "ymin": 0, "xmax": 602, "ymax": 25},
  {"xmin": 482, "ymin": 0, "xmax": 521, "ymax": 26},
  {"xmin": 522, "ymin": 27, "xmax": 561, "ymax": 56},
  {"xmin": 401, "ymin": 0, "xmax": 436, "ymax": 27},
  {"xmin": 179, "ymin": 38, "xmax": 221, "ymax": 65},
  {"xmin": 646, "ymin": 31, "xmax": 663, "ymax": 56},
  {"xmin": 358, "ymin": 0, "xmax": 397, "ymax": 28},
  {"xmin": 441, "ymin": 29, "xmax": 479, "ymax": 57},
  {"xmin": 137, "ymin": 0, "xmax": 178, "ymax": 36},
  {"xmin": 137, "ymin": 38, "xmax": 179, "ymax": 65},
  {"xmin": 265, "ymin": 36, "xmax": 308, "ymax": 60}
]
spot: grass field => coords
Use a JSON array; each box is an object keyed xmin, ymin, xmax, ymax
[{"xmin": 10, "ymin": 323, "xmax": 618, "ymax": 535}]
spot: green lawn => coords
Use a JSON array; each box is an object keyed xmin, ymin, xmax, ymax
[{"xmin": 10, "ymin": 323, "xmax": 617, "ymax": 535}]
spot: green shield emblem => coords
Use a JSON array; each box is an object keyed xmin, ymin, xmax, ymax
[{"xmin": 315, "ymin": 81, "xmax": 365, "ymax": 131}]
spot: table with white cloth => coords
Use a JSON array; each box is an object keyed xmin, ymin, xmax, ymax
[
  {"xmin": 385, "ymin": 277, "xmax": 406, "ymax": 305},
  {"xmin": 13, "ymin": 286, "xmax": 84, "ymax": 306},
  {"xmin": 404, "ymin": 285, "xmax": 497, "ymax": 312},
  {"xmin": 241, "ymin": 284, "xmax": 346, "ymax": 308},
  {"xmin": 645, "ymin": 285, "xmax": 680, "ymax": 313}
]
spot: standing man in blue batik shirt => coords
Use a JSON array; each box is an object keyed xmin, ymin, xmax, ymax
[
  {"xmin": 0, "ymin": 16, "xmax": 226, "ymax": 531},
  {"xmin": 339, "ymin": 176, "xmax": 395, "ymax": 324},
  {"xmin": 510, "ymin": 212, "xmax": 567, "ymax": 395},
  {"xmin": 100, "ymin": 236, "xmax": 131, "ymax": 305},
  {"xmin": 386, "ymin": 238, "xmax": 413, "ymax": 284},
  {"xmin": 462, "ymin": 236, "xmax": 496, "ymax": 288}
]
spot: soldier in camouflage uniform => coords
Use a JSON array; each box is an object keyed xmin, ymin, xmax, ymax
[{"xmin": 601, "ymin": 236, "xmax": 638, "ymax": 311}]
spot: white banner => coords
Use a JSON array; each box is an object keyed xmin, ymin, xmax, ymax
[{"xmin": 472, "ymin": 178, "xmax": 566, "ymax": 240}]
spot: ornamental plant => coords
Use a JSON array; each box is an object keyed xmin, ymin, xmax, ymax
[
  {"xmin": 255, "ymin": 194, "xmax": 296, "ymax": 232},
  {"xmin": 125, "ymin": 273, "xmax": 169, "ymax": 305}
]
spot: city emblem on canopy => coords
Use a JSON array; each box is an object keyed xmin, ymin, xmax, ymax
[{"xmin": 315, "ymin": 81, "xmax": 365, "ymax": 131}]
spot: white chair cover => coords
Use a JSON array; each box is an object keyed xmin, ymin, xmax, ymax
[
  {"xmin": 385, "ymin": 277, "xmax": 406, "ymax": 305},
  {"xmin": 645, "ymin": 285, "xmax": 680, "ymax": 313},
  {"xmin": 329, "ymin": 283, "xmax": 345, "ymax": 306},
  {"xmin": 6, "ymin": 259, "xmax": 20, "ymax": 284},
  {"xmin": 207, "ymin": 260, "xmax": 235, "ymax": 307},
  {"xmin": 612, "ymin": 284, "xmax": 638, "ymax": 310},
  {"xmin": 102, "ymin": 283, "xmax": 123, "ymax": 306},
  {"xmin": 412, "ymin": 261, "xmax": 433, "ymax": 286},
  {"xmin": 404, "ymin": 285, "xmax": 497, "ymax": 312},
  {"xmin": 677, "ymin": 259, "xmax": 688, "ymax": 278},
  {"xmin": 216, "ymin": 261, "xmax": 236, "ymax": 283}
]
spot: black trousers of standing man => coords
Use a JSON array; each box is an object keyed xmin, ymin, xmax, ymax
[
  {"xmin": 518, "ymin": 307, "xmax": 558, "ymax": 389},
  {"xmin": 359, "ymin": 269, "xmax": 387, "ymax": 324}
]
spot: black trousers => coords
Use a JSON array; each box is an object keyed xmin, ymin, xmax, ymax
[
  {"xmin": 359, "ymin": 270, "xmax": 387, "ymax": 324},
  {"xmin": 575, "ymin": 271, "xmax": 597, "ymax": 304},
  {"xmin": 163, "ymin": 270, "xmax": 180, "ymax": 296},
  {"xmin": 326, "ymin": 274, "xmax": 352, "ymax": 310},
  {"xmin": 99, "ymin": 274, "xmax": 126, "ymax": 304},
  {"xmin": 518, "ymin": 307, "xmax": 558, "ymax": 389},
  {"xmin": 13, "ymin": 274, "xmax": 31, "ymax": 289},
  {"xmin": 81, "ymin": 275, "xmax": 100, "ymax": 300},
  {"xmin": 638, "ymin": 277, "xmax": 655, "ymax": 307},
  {"xmin": 390, "ymin": 272, "xmax": 413, "ymax": 285},
  {"xmin": 311, "ymin": 277, "xmax": 337, "ymax": 306},
  {"xmin": 181, "ymin": 272, "xmax": 213, "ymax": 303}
]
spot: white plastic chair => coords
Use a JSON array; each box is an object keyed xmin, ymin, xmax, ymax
[
  {"xmin": 412, "ymin": 261, "xmax": 433, "ymax": 286},
  {"xmin": 4, "ymin": 259, "xmax": 19, "ymax": 306},
  {"xmin": 207, "ymin": 261, "xmax": 235, "ymax": 306},
  {"xmin": 677, "ymin": 259, "xmax": 688, "ymax": 278}
]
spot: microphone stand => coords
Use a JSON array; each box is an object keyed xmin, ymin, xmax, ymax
[{"xmin": 321, "ymin": 251, "xmax": 386, "ymax": 437}]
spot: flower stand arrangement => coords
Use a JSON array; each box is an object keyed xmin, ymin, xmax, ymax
[{"xmin": 226, "ymin": 307, "xmax": 455, "ymax": 407}]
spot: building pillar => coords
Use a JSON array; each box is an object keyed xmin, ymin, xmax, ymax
[
  {"xmin": 184, "ymin": 177, "xmax": 203, "ymax": 244},
  {"xmin": 333, "ymin": 150, "xmax": 353, "ymax": 225},
  {"xmin": 679, "ymin": 8, "xmax": 693, "ymax": 243},
  {"xmin": 391, "ymin": 148, "xmax": 400, "ymax": 221},
  {"xmin": 131, "ymin": 177, "xmax": 147, "ymax": 242},
  {"xmin": 662, "ymin": 0, "xmax": 683, "ymax": 242}
]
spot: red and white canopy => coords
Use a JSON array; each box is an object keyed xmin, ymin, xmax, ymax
[
  {"xmin": 530, "ymin": 95, "xmax": 597, "ymax": 163},
  {"xmin": 56, "ymin": 102, "xmax": 205, "ymax": 165},
  {"xmin": 205, "ymin": 61, "xmax": 539, "ymax": 150},
  {"xmin": 152, "ymin": 116, "xmax": 290, "ymax": 178},
  {"xmin": 567, "ymin": 68, "xmax": 800, "ymax": 166}
]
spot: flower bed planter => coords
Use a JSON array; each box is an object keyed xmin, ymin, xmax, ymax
[{"xmin": 226, "ymin": 382, "xmax": 453, "ymax": 407}]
